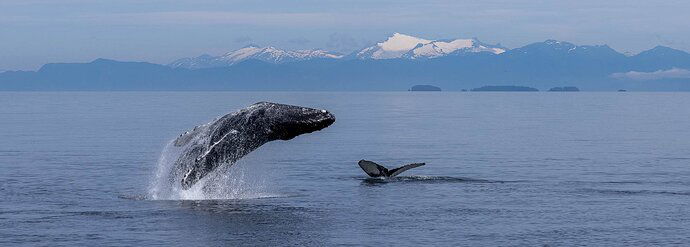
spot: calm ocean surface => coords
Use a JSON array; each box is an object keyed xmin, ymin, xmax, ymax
[{"xmin": 1, "ymin": 92, "xmax": 689, "ymax": 246}]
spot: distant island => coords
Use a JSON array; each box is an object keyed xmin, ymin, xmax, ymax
[
  {"xmin": 548, "ymin": 86, "xmax": 580, "ymax": 92},
  {"xmin": 409, "ymin": 85, "xmax": 442, "ymax": 91},
  {"xmin": 471, "ymin": 86, "xmax": 539, "ymax": 92}
]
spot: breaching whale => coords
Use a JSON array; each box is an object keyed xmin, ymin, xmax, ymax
[
  {"xmin": 358, "ymin": 160, "xmax": 425, "ymax": 178},
  {"xmin": 171, "ymin": 102, "xmax": 335, "ymax": 189}
]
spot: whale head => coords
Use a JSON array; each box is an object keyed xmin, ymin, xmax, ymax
[{"xmin": 248, "ymin": 102, "xmax": 336, "ymax": 141}]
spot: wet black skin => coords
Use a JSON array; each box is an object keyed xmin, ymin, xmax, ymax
[{"xmin": 173, "ymin": 102, "xmax": 335, "ymax": 189}]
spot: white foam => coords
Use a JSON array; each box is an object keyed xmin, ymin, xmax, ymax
[{"xmin": 148, "ymin": 139, "xmax": 277, "ymax": 201}]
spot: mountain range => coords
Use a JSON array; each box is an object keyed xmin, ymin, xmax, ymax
[
  {"xmin": 169, "ymin": 45, "xmax": 343, "ymax": 69},
  {"xmin": 2, "ymin": 33, "xmax": 690, "ymax": 91},
  {"xmin": 169, "ymin": 33, "xmax": 506, "ymax": 69}
]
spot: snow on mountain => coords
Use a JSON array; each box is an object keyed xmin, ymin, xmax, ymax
[
  {"xmin": 169, "ymin": 45, "xmax": 343, "ymax": 69},
  {"xmin": 169, "ymin": 33, "xmax": 507, "ymax": 69},
  {"xmin": 168, "ymin": 54, "xmax": 227, "ymax": 70},
  {"xmin": 223, "ymin": 46, "xmax": 342, "ymax": 64},
  {"xmin": 356, "ymin": 33, "xmax": 505, "ymax": 60},
  {"xmin": 404, "ymin": 39, "xmax": 506, "ymax": 59},
  {"xmin": 356, "ymin": 33, "xmax": 433, "ymax": 59}
]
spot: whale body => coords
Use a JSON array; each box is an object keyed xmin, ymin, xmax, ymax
[{"xmin": 171, "ymin": 102, "xmax": 335, "ymax": 189}]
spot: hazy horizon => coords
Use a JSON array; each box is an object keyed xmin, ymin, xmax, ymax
[{"xmin": 2, "ymin": 0, "xmax": 690, "ymax": 70}]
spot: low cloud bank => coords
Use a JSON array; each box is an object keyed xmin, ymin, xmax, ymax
[{"xmin": 611, "ymin": 68, "xmax": 690, "ymax": 81}]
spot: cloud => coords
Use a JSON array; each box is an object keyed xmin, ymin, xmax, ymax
[{"xmin": 611, "ymin": 68, "xmax": 690, "ymax": 81}]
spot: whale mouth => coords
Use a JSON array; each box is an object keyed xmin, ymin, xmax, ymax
[
  {"xmin": 271, "ymin": 107, "xmax": 336, "ymax": 140},
  {"xmin": 289, "ymin": 110, "xmax": 335, "ymax": 138}
]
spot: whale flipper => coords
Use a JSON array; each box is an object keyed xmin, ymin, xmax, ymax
[{"xmin": 358, "ymin": 160, "xmax": 425, "ymax": 178}]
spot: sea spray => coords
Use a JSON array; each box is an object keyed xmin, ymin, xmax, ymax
[
  {"xmin": 148, "ymin": 139, "xmax": 275, "ymax": 200},
  {"xmin": 148, "ymin": 140, "xmax": 181, "ymax": 200}
]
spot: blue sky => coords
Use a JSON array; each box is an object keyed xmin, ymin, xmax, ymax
[{"xmin": 1, "ymin": 0, "xmax": 689, "ymax": 70}]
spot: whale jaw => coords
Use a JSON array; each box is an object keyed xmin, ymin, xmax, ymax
[{"xmin": 272, "ymin": 110, "xmax": 335, "ymax": 141}]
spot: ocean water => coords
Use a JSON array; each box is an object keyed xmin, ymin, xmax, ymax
[{"xmin": 1, "ymin": 92, "xmax": 689, "ymax": 246}]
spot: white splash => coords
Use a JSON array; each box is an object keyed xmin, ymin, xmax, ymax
[{"xmin": 148, "ymin": 139, "xmax": 278, "ymax": 200}]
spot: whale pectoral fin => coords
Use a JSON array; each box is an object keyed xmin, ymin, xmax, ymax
[
  {"xmin": 358, "ymin": 160, "xmax": 388, "ymax": 178},
  {"xmin": 387, "ymin": 163, "xmax": 425, "ymax": 177}
]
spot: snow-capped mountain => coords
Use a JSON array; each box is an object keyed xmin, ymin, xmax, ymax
[
  {"xmin": 169, "ymin": 45, "xmax": 343, "ymax": 69},
  {"xmin": 355, "ymin": 33, "xmax": 506, "ymax": 60},
  {"xmin": 168, "ymin": 54, "xmax": 228, "ymax": 70},
  {"xmin": 355, "ymin": 33, "xmax": 433, "ymax": 59},
  {"xmin": 170, "ymin": 33, "xmax": 508, "ymax": 69},
  {"xmin": 5, "ymin": 38, "xmax": 690, "ymax": 91}
]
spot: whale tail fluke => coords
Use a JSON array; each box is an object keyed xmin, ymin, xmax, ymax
[
  {"xmin": 387, "ymin": 162, "xmax": 426, "ymax": 177},
  {"xmin": 358, "ymin": 160, "xmax": 425, "ymax": 178}
]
